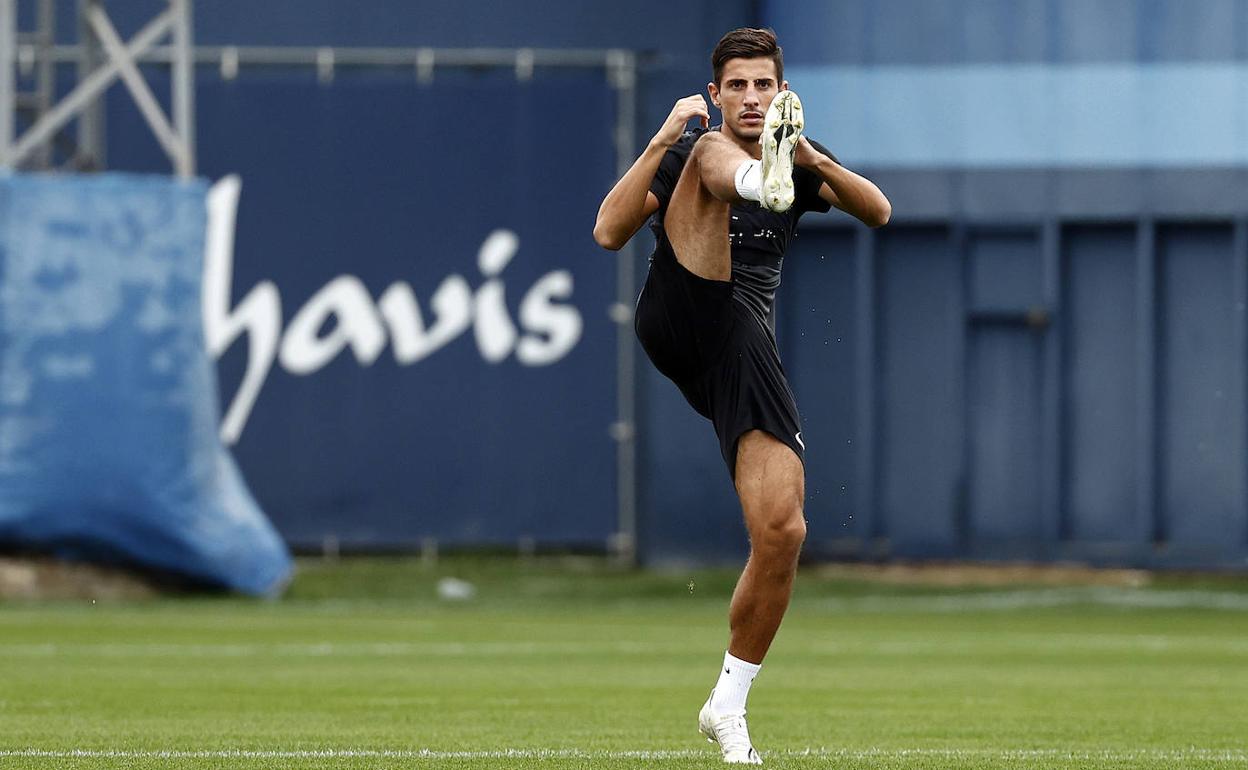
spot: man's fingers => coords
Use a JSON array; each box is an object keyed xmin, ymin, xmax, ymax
[
  {"xmin": 674, "ymin": 110, "xmax": 706, "ymax": 128},
  {"xmin": 677, "ymin": 96, "xmax": 706, "ymax": 115},
  {"xmin": 673, "ymin": 95, "xmax": 699, "ymax": 112},
  {"xmin": 694, "ymin": 101, "xmax": 710, "ymax": 128},
  {"xmin": 659, "ymin": 94, "xmax": 712, "ymax": 140},
  {"xmin": 679, "ymin": 101, "xmax": 710, "ymax": 119}
]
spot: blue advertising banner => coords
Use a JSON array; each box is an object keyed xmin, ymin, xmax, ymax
[{"xmin": 112, "ymin": 71, "xmax": 620, "ymax": 549}]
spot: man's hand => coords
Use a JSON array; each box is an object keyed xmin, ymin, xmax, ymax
[
  {"xmin": 650, "ymin": 95, "xmax": 710, "ymax": 150},
  {"xmin": 594, "ymin": 94, "xmax": 710, "ymax": 250}
]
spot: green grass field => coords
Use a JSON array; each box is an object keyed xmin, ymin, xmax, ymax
[{"xmin": 2, "ymin": 557, "xmax": 1247, "ymax": 769}]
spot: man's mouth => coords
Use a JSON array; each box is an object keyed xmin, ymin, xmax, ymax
[{"xmin": 740, "ymin": 112, "xmax": 764, "ymax": 126}]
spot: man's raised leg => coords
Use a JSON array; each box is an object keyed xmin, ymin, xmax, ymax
[
  {"xmin": 664, "ymin": 132, "xmax": 756, "ymax": 282},
  {"xmin": 665, "ymin": 90, "xmax": 803, "ymax": 284}
]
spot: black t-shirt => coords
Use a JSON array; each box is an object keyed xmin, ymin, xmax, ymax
[{"xmin": 648, "ymin": 126, "xmax": 839, "ymax": 330}]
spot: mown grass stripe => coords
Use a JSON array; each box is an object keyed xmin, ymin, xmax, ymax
[{"xmin": 3, "ymin": 748, "xmax": 1247, "ymax": 760}]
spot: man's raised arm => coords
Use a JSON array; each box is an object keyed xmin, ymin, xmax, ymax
[
  {"xmin": 593, "ymin": 95, "xmax": 710, "ymax": 251},
  {"xmin": 795, "ymin": 137, "xmax": 892, "ymax": 229}
]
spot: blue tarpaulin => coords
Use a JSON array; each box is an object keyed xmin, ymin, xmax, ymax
[{"xmin": 0, "ymin": 173, "xmax": 291, "ymax": 595}]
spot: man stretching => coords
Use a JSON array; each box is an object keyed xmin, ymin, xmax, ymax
[{"xmin": 594, "ymin": 28, "xmax": 890, "ymax": 765}]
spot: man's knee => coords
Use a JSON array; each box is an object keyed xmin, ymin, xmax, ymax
[
  {"xmin": 740, "ymin": 491, "xmax": 805, "ymax": 556},
  {"xmin": 670, "ymin": 132, "xmax": 735, "ymax": 208},
  {"xmin": 685, "ymin": 132, "xmax": 745, "ymax": 197},
  {"xmin": 735, "ymin": 430, "xmax": 806, "ymax": 557},
  {"xmin": 754, "ymin": 501, "xmax": 806, "ymax": 557},
  {"xmin": 689, "ymin": 129, "xmax": 733, "ymax": 157}
]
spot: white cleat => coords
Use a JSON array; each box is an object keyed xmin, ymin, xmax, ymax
[
  {"xmin": 758, "ymin": 89, "xmax": 803, "ymax": 213},
  {"xmin": 699, "ymin": 693, "xmax": 763, "ymax": 765}
]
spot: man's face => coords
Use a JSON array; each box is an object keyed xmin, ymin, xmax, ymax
[{"xmin": 708, "ymin": 57, "xmax": 787, "ymax": 143}]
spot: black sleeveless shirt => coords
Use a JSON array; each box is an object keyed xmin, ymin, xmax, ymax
[{"xmin": 647, "ymin": 126, "xmax": 838, "ymax": 330}]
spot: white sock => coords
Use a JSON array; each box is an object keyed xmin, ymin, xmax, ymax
[
  {"xmin": 734, "ymin": 159, "xmax": 762, "ymax": 202},
  {"xmin": 710, "ymin": 651, "xmax": 761, "ymax": 717}
]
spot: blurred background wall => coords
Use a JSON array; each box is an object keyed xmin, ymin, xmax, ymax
[
  {"xmin": 28, "ymin": 0, "xmax": 1248, "ymax": 569},
  {"xmin": 748, "ymin": 0, "xmax": 1248, "ymax": 568}
]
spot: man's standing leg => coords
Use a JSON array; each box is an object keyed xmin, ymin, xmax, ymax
[
  {"xmin": 697, "ymin": 431, "xmax": 805, "ymax": 764},
  {"xmin": 730, "ymin": 431, "xmax": 806, "ymax": 663}
]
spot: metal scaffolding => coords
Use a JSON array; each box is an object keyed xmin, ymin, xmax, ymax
[{"xmin": 0, "ymin": 0, "xmax": 196, "ymax": 177}]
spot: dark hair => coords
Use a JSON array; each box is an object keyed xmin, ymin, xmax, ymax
[{"xmin": 711, "ymin": 28, "xmax": 783, "ymax": 85}]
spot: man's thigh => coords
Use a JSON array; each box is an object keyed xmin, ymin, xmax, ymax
[{"xmin": 734, "ymin": 430, "xmax": 805, "ymax": 529}]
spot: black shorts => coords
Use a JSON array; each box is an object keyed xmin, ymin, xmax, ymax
[{"xmin": 634, "ymin": 251, "xmax": 804, "ymax": 479}]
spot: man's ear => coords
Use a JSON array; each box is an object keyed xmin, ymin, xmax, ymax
[
  {"xmin": 707, "ymin": 81, "xmax": 720, "ymax": 108},
  {"xmin": 780, "ymin": 80, "xmax": 789, "ymax": 92}
]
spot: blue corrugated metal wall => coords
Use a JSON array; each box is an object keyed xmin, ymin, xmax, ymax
[
  {"xmin": 709, "ymin": 0, "xmax": 1248, "ymax": 567},
  {"xmin": 773, "ymin": 220, "xmax": 1248, "ymax": 568},
  {"xmin": 768, "ymin": 0, "xmax": 1248, "ymax": 64}
]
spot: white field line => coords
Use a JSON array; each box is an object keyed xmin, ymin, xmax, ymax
[
  {"xmin": 0, "ymin": 640, "xmax": 663, "ymax": 657},
  {"xmin": 5, "ymin": 632, "xmax": 1248, "ymax": 658},
  {"xmin": 2, "ymin": 748, "xmax": 1248, "ymax": 762},
  {"xmin": 268, "ymin": 589, "xmax": 1248, "ymax": 613},
  {"xmin": 813, "ymin": 587, "xmax": 1248, "ymax": 613}
]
